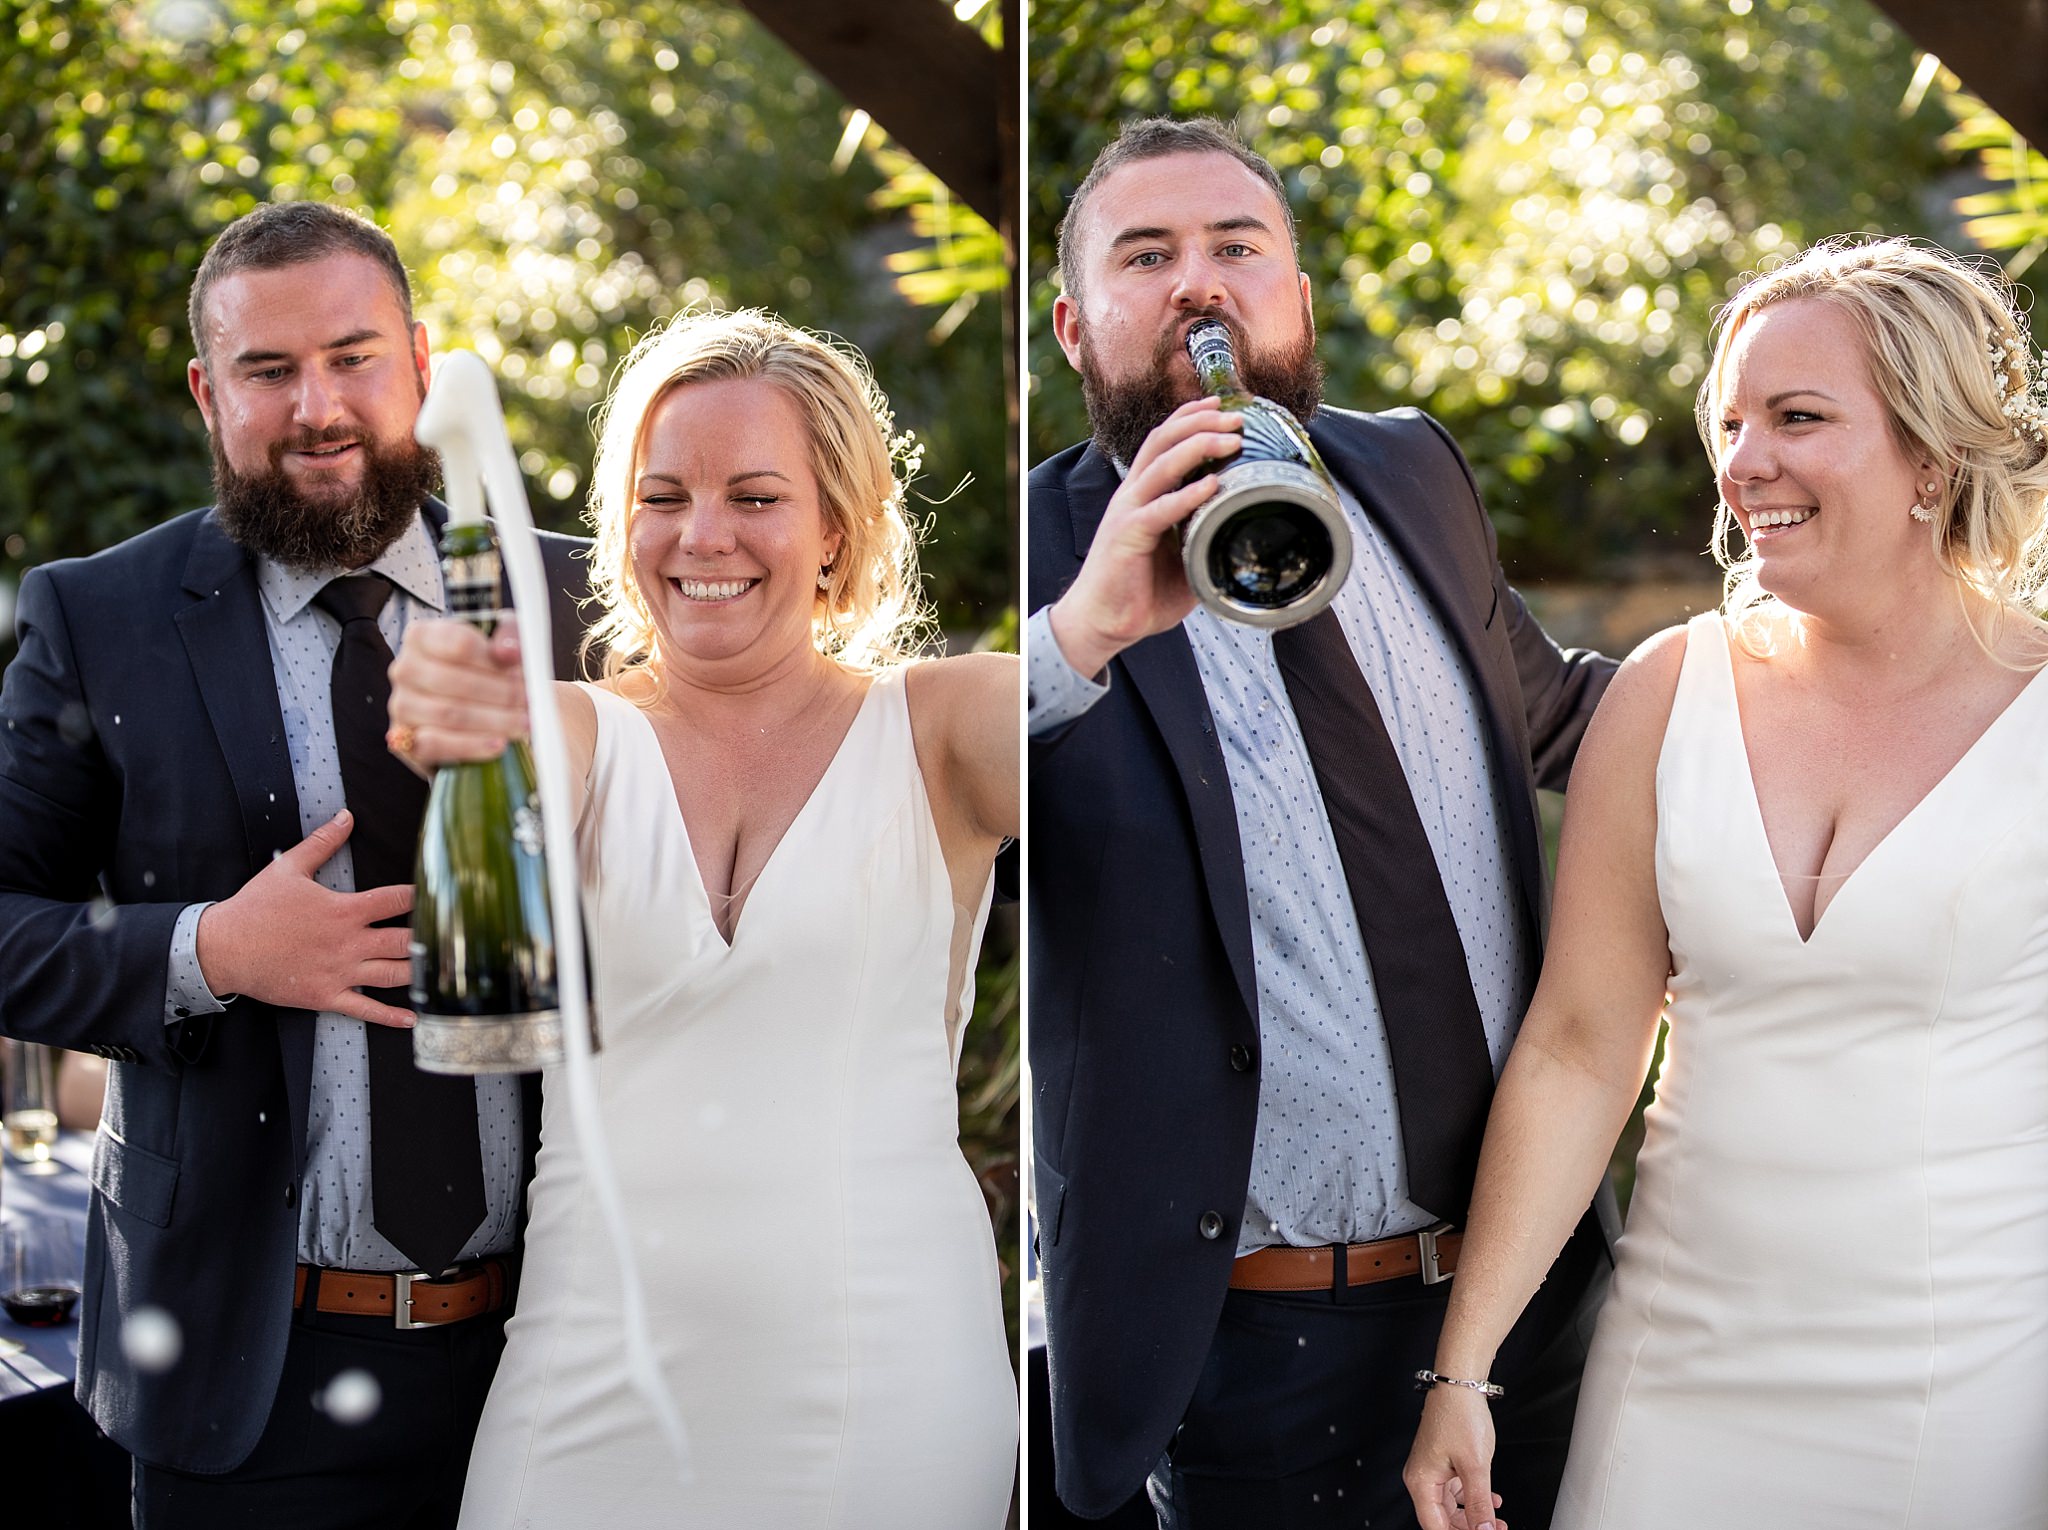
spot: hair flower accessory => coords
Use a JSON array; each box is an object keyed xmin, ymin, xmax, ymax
[{"xmin": 1989, "ymin": 329, "xmax": 2048, "ymax": 446}]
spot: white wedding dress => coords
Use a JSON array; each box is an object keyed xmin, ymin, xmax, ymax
[
  {"xmin": 1554, "ymin": 613, "xmax": 2048, "ymax": 1527},
  {"xmin": 459, "ymin": 670, "xmax": 1017, "ymax": 1528}
]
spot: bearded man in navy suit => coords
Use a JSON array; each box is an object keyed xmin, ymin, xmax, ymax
[
  {"xmin": 1027, "ymin": 117, "xmax": 1620, "ymax": 1529},
  {"xmin": 0, "ymin": 202, "xmax": 589, "ymax": 1528}
]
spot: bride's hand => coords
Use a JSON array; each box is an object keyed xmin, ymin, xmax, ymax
[
  {"xmin": 387, "ymin": 617, "xmax": 528, "ymax": 771},
  {"xmin": 1404, "ymin": 1384, "xmax": 1506, "ymax": 1530}
]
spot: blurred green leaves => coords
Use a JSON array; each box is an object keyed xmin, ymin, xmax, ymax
[{"xmin": 1947, "ymin": 90, "xmax": 2048, "ymax": 280}]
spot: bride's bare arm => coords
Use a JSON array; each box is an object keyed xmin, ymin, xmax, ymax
[
  {"xmin": 1404, "ymin": 624, "xmax": 1688, "ymax": 1530},
  {"xmin": 905, "ymin": 650, "xmax": 1021, "ymax": 847}
]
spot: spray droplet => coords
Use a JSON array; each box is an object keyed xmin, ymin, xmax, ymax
[
  {"xmin": 121, "ymin": 1307, "xmax": 183, "ymax": 1372},
  {"xmin": 318, "ymin": 1368, "xmax": 381, "ymax": 1425},
  {"xmin": 56, "ymin": 702, "xmax": 92, "ymax": 746}
]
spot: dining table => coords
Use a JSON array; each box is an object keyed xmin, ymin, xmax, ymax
[{"xmin": 1, "ymin": 1130, "xmax": 130, "ymax": 1526}]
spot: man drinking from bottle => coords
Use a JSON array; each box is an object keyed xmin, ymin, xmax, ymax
[{"xmin": 1026, "ymin": 116, "xmax": 1619, "ymax": 1528}]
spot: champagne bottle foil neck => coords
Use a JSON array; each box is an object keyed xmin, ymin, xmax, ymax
[{"xmin": 444, "ymin": 530, "xmax": 503, "ymax": 632}]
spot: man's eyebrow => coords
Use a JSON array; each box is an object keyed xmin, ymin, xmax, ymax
[
  {"xmin": 1106, "ymin": 215, "xmax": 1275, "ymax": 252},
  {"xmin": 228, "ymin": 329, "xmax": 386, "ymax": 367}
]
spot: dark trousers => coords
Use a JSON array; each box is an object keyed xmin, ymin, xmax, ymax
[
  {"xmin": 132, "ymin": 1271, "xmax": 510, "ymax": 1530},
  {"xmin": 1149, "ymin": 1218, "xmax": 1609, "ymax": 1530}
]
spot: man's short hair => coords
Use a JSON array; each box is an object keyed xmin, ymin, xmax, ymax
[
  {"xmin": 188, "ymin": 202, "xmax": 415, "ymax": 372},
  {"xmin": 1054, "ymin": 116, "xmax": 1298, "ymax": 304}
]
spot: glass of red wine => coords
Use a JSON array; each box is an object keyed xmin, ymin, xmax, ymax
[{"xmin": 2, "ymin": 1221, "xmax": 80, "ymax": 1328}]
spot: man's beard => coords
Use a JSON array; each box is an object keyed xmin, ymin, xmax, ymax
[
  {"xmin": 211, "ymin": 425, "xmax": 441, "ymax": 572},
  {"xmin": 1076, "ymin": 306, "xmax": 1324, "ymax": 469}
]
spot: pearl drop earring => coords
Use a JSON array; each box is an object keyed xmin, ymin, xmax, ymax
[{"xmin": 1909, "ymin": 480, "xmax": 1939, "ymax": 524}]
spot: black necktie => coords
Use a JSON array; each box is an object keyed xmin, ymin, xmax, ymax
[
  {"xmin": 1271, "ymin": 608, "xmax": 1497, "ymax": 1221},
  {"xmin": 314, "ymin": 574, "xmax": 485, "ymax": 1272}
]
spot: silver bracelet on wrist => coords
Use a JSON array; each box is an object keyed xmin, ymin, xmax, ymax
[{"xmin": 1414, "ymin": 1368, "xmax": 1505, "ymax": 1399}]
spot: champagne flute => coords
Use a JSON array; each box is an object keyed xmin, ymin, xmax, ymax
[{"xmin": 3, "ymin": 1039, "xmax": 60, "ymax": 1174}]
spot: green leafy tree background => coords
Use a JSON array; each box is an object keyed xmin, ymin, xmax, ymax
[{"xmin": 1, "ymin": 0, "xmax": 1019, "ymax": 1341}]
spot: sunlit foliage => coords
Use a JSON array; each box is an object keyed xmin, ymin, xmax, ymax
[{"xmin": 1946, "ymin": 89, "xmax": 2048, "ymax": 282}]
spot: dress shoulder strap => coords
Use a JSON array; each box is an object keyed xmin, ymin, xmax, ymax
[{"xmin": 1657, "ymin": 611, "xmax": 1739, "ymax": 786}]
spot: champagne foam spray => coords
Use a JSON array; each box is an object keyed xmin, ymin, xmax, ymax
[{"xmin": 416, "ymin": 351, "xmax": 691, "ymax": 1476}]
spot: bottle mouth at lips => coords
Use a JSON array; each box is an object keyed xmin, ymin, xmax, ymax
[
  {"xmin": 1174, "ymin": 319, "xmax": 1353, "ymax": 629},
  {"xmin": 1185, "ymin": 319, "xmax": 1236, "ymax": 376}
]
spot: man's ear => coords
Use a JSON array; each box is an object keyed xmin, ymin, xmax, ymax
[
  {"xmin": 187, "ymin": 358, "xmax": 215, "ymax": 433},
  {"xmin": 1053, "ymin": 291, "xmax": 1084, "ymax": 373}
]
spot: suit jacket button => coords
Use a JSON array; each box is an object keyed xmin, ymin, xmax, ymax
[
  {"xmin": 1229, "ymin": 1044, "xmax": 1253, "ymax": 1072},
  {"xmin": 1198, "ymin": 1211, "xmax": 1225, "ymax": 1241},
  {"xmin": 284, "ymin": 1183, "xmax": 297, "ymax": 1209}
]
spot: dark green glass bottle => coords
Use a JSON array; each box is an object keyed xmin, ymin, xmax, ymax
[
  {"xmin": 1179, "ymin": 318, "xmax": 1352, "ymax": 628},
  {"xmin": 409, "ymin": 519, "xmax": 570, "ymax": 1074}
]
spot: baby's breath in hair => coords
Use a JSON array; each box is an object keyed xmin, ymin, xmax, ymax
[{"xmin": 1990, "ymin": 329, "xmax": 2048, "ymax": 447}]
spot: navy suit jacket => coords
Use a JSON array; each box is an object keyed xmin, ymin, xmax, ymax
[
  {"xmin": 1027, "ymin": 406, "xmax": 1618, "ymax": 1514},
  {"xmin": 0, "ymin": 500, "xmax": 594, "ymax": 1472}
]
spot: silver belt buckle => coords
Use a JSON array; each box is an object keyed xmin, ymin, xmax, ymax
[
  {"xmin": 392, "ymin": 1269, "xmax": 437, "ymax": 1329},
  {"xmin": 1417, "ymin": 1223, "xmax": 1454, "ymax": 1285}
]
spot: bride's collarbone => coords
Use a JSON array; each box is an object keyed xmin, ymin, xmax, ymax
[
  {"xmin": 643, "ymin": 681, "xmax": 871, "ymax": 920},
  {"xmin": 1747, "ymin": 670, "xmax": 2037, "ymax": 887}
]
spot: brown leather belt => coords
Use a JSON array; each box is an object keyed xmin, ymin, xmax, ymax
[
  {"xmin": 294, "ymin": 1258, "xmax": 512, "ymax": 1329},
  {"xmin": 1229, "ymin": 1226, "xmax": 1463, "ymax": 1291}
]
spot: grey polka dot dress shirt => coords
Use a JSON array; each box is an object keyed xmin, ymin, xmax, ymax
[
  {"xmin": 1028, "ymin": 480, "xmax": 1529, "ymax": 1254},
  {"xmin": 164, "ymin": 512, "xmax": 523, "ymax": 1270}
]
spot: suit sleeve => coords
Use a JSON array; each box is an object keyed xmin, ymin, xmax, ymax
[
  {"xmin": 0, "ymin": 567, "xmax": 194, "ymax": 1066},
  {"xmin": 1416, "ymin": 412, "xmax": 1617, "ymax": 791},
  {"xmin": 1501, "ymin": 575, "xmax": 1615, "ymax": 792}
]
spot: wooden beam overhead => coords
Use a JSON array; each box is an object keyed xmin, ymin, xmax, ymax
[
  {"xmin": 1870, "ymin": 0, "xmax": 2048, "ymax": 150},
  {"xmin": 739, "ymin": 0, "xmax": 1008, "ymax": 231}
]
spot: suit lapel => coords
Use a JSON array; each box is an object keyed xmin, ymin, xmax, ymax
[
  {"xmin": 1066, "ymin": 448, "xmax": 1260, "ymax": 1025},
  {"xmin": 1309, "ymin": 416, "xmax": 1549, "ymax": 934},
  {"xmin": 173, "ymin": 512, "xmax": 317, "ymax": 1159}
]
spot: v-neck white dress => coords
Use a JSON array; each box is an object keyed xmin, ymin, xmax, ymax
[
  {"xmin": 459, "ymin": 670, "xmax": 1015, "ymax": 1528},
  {"xmin": 1554, "ymin": 613, "xmax": 2048, "ymax": 1527}
]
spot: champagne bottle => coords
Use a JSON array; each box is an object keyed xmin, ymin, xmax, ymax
[
  {"xmin": 409, "ymin": 518, "xmax": 579, "ymax": 1074},
  {"xmin": 1179, "ymin": 318, "xmax": 1352, "ymax": 628}
]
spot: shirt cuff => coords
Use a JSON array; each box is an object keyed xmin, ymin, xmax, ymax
[
  {"xmin": 1027, "ymin": 606, "xmax": 1109, "ymax": 737},
  {"xmin": 165, "ymin": 902, "xmax": 231, "ymax": 1025}
]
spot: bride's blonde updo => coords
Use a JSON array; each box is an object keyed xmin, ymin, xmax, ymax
[
  {"xmin": 1699, "ymin": 236, "xmax": 2048, "ymax": 645},
  {"xmin": 583, "ymin": 308, "xmax": 931, "ymax": 680}
]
